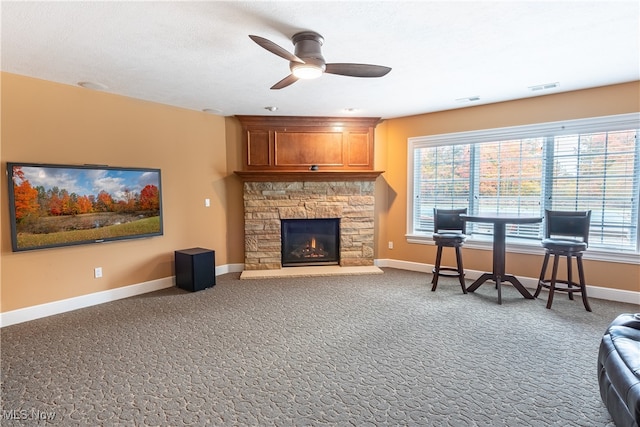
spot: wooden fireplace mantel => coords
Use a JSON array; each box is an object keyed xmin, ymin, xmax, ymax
[{"xmin": 234, "ymin": 170, "xmax": 384, "ymax": 182}]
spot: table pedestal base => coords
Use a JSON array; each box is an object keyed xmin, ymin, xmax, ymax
[{"xmin": 467, "ymin": 273, "xmax": 534, "ymax": 304}]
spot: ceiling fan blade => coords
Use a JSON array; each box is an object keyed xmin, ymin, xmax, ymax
[
  {"xmin": 271, "ymin": 74, "xmax": 299, "ymax": 90},
  {"xmin": 324, "ymin": 63, "xmax": 392, "ymax": 78},
  {"xmin": 249, "ymin": 35, "xmax": 304, "ymax": 64}
]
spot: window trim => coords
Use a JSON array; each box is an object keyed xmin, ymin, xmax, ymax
[{"xmin": 407, "ymin": 113, "xmax": 640, "ymax": 265}]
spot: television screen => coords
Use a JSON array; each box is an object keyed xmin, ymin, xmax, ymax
[{"xmin": 7, "ymin": 162, "xmax": 163, "ymax": 252}]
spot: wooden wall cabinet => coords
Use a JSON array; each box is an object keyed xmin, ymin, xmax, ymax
[{"xmin": 236, "ymin": 115, "xmax": 381, "ymax": 171}]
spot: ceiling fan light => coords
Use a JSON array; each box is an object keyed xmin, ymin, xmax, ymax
[{"xmin": 292, "ymin": 64, "xmax": 323, "ymax": 79}]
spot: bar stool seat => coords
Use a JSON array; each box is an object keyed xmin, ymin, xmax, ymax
[
  {"xmin": 541, "ymin": 238, "xmax": 587, "ymax": 254},
  {"xmin": 431, "ymin": 208, "xmax": 467, "ymax": 294}
]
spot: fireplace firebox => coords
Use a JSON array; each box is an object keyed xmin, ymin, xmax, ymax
[{"xmin": 281, "ymin": 218, "xmax": 340, "ymax": 267}]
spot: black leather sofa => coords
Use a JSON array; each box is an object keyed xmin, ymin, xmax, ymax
[{"xmin": 598, "ymin": 313, "xmax": 640, "ymax": 427}]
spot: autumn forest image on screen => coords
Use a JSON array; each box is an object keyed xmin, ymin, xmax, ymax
[{"xmin": 9, "ymin": 164, "xmax": 162, "ymax": 251}]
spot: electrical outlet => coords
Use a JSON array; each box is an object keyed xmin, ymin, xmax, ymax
[
  {"xmin": 205, "ymin": 198, "xmax": 211, "ymax": 207},
  {"xmin": 388, "ymin": 241, "xmax": 394, "ymax": 249},
  {"xmin": 94, "ymin": 267, "xmax": 103, "ymax": 278}
]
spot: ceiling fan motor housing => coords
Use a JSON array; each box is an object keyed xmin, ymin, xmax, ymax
[{"xmin": 292, "ymin": 31, "xmax": 326, "ymax": 64}]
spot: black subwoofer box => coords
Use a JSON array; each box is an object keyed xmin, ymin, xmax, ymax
[{"xmin": 175, "ymin": 248, "xmax": 215, "ymax": 292}]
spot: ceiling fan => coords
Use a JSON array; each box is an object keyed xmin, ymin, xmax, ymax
[{"xmin": 249, "ymin": 31, "xmax": 392, "ymax": 90}]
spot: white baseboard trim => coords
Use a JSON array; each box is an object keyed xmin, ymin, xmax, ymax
[
  {"xmin": 1, "ymin": 263, "xmax": 248, "ymax": 328},
  {"xmin": 4, "ymin": 260, "xmax": 636, "ymax": 328},
  {"xmin": 217, "ymin": 263, "xmax": 244, "ymax": 275},
  {"xmin": 375, "ymin": 258, "xmax": 640, "ymax": 305},
  {"xmin": 1, "ymin": 277, "xmax": 175, "ymax": 328}
]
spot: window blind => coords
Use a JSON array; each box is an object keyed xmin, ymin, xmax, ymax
[
  {"xmin": 548, "ymin": 130, "xmax": 638, "ymax": 250},
  {"xmin": 412, "ymin": 144, "xmax": 470, "ymax": 232},
  {"xmin": 471, "ymin": 138, "xmax": 545, "ymax": 239}
]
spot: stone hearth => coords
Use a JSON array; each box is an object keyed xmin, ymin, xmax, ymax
[
  {"xmin": 240, "ymin": 265, "xmax": 383, "ymax": 279},
  {"xmin": 242, "ymin": 180, "xmax": 376, "ymax": 270}
]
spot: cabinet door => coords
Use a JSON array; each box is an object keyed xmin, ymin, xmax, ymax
[
  {"xmin": 275, "ymin": 131, "xmax": 344, "ymax": 167},
  {"xmin": 246, "ymin": 130, "xmax": 271, "ymax": 166},
  {"xmin": 347, "ymin": 131, "xmax": 371, "ymax": 167}
]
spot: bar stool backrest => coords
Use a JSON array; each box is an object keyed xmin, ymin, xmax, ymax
[
  {"xmin": 545, "ymin": 209, "xmax": 591, "ymax": 246},
  {"xmin": 434, "ymin": 208, "xmax": 467, "ymax": 234}
]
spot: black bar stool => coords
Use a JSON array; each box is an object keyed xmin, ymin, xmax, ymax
[
  {"xmin": 534, "ymin": 210, "xmax": 592, "ymax": 311},
  {"xmin": 431, "ymin": 208, "xmax": 467, "ymax": 294}
]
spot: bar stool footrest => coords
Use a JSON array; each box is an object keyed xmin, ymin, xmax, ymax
[
  {"xmin": 433, "ymin": 267, "xmax": 464, "ymax": 278},
  {"xmin": 538, "ymin": 279, "xmax": 585, "ymax": 294}
]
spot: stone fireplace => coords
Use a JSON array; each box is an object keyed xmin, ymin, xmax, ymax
[
  {"xmin": 238, "ymin": 173, "xmax": 380, "ymax": 270},
  {"xmin": 234, "ymin": 114, "xmax": 383, "ymax": 273}
]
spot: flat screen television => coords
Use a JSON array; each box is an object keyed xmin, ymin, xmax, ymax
[{"xmin": 7, "ymin": 162, "xmax": 163, "ymax": 252}]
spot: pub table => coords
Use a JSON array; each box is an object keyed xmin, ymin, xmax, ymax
[{"xmin": 460, "ymin": 214, "xmax": 543, "ymax": 304}]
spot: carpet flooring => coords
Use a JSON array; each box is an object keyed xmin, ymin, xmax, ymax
[{"xmin": 1, "ymin": 268, "xmax": 638, "ymax": 426}]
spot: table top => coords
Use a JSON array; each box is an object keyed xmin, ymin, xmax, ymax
[{"xmin": 460, "ymin": 214, "xmax": 543, "ymax": 224}]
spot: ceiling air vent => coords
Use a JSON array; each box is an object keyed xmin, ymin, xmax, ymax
[
  {"xmin": 455, "ymin": 96, "xmax": 481, "ymax": 103},
  {"xmin": 529, "ymin": 82, "xmax": 559, "ymax": 92}
]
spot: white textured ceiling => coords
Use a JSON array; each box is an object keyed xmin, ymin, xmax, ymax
[{"xmin": 2, "ymin": 1, "xmax": 639, "ymax": 119}]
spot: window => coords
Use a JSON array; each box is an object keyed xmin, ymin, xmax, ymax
[{"xmin": 408, "ymin": 113, "xmax": 640, "ymax": 258}]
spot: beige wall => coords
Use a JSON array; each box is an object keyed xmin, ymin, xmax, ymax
[
  {"xmin": 2, "ymin": 74, "xmax": 638, "ymax": 315},
  {"xmin": 375, "ymin": 81, "xmax": 640, "ymax": 293},
  {"xmin": 1, "ymin": 73, "xmax": 232, "ymax": 312}
]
